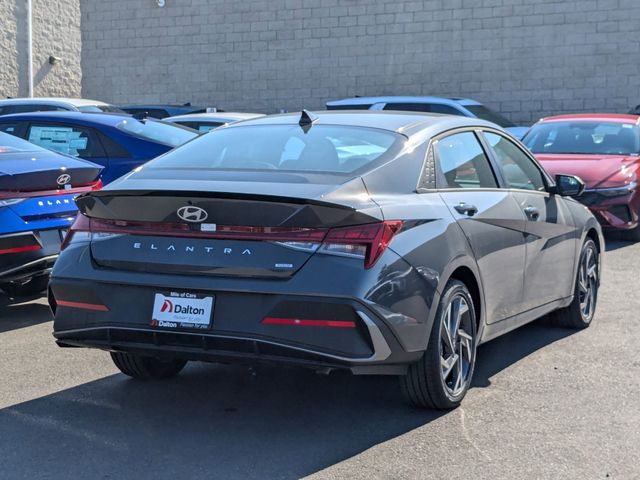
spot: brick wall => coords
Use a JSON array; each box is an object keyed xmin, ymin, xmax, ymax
[
  {"xmin": 0, "ymin": 0, "xmax": 82, "ymax": 98},
  {"xmin": 81, "ymin": 0, "xmax": 640, "ymax": 124}
]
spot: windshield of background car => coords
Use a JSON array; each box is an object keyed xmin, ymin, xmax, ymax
[
  {"xmin": 147, "ymin": 125, "xmax": 403, "ymax": 174},
  {"xmin": 465, "ymin": 105, "xmax": 515, "ymax": 127},
  {"xmin": 0, "ymin": 131, "xmax": 48, "ymax": 154},
  {"xmin": 116, "ymin": 118, "xmax": 198, "ymax": 147},
  {"xmin": 78, "ymin": 105, "xmax": 126, "ymax": 113},
  {"xmin": 523, "ymin": 121, "xmax": 640, "ymax": 155}
]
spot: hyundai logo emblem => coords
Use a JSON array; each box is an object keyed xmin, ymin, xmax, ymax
[
  {"xmin": 56, "ymin": 173, "xmax": 71, "ymax": 186},
  {"xmin": 177, "ymin": 206, "xmax": 208, "ymax": 223}
]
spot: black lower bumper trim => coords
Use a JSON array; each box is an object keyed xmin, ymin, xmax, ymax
[{"xmin": 55, "ymin": 326, "xmax": 408, "ymax": 374}]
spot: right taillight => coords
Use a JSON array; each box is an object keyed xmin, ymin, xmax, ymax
[
  {"xmin": 60, "ymin": 213, "xmax": 91, "ymax": 250},
  {"xmin": 320, "ymin": 221, "xmax": 403, "ymax": 268}
]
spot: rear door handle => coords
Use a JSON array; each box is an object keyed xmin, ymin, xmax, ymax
[
  {"xmin": 454, "ymin": 203, "xmax": 478, "ymax": 217},
  {"xmin": 524, "ymin": 206, "xmax": 540, "ymax": 220}
]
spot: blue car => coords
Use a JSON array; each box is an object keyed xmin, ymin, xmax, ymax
[
  {"xmin": 0, "ymin": 112, "xmax": 198, "ymax": 184},
  {"xmin": 326, "ymin": 96, "xmax": 529, "ymax": 138},
  {"xmin": 0, "ymin": 132, "xmax": 102, "ymax": 297}
]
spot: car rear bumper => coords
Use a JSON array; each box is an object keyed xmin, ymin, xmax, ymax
[
  {"xmin": 0, "ymin": 229, "xmax": 65, "ymax": 282},
  {"xmin": 49, "ymin": 276, "xmax": 423, "ymax": 375}
]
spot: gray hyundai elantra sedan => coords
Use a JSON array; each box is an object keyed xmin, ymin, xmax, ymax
[{"xmin": 49, "ymin": 110, "xmax": 603, "ymax": 409}]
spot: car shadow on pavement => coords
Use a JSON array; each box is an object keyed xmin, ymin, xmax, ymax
[
  {"xmin": 0, "ymin": 316, "xmax": 582, "ymax": 479},
  {"xmin": 0, "ymin": 363, "xmax": 444, "ymax": 479},
  {"xmin": 0, "ymin": 294, "xmax": 52, "ymax": 333},
  {"xmin": 472, "ymin": 319, "xmax": 577, "ymax": 388},
  {"xmin": 604, "ymin": 238, "xmax": 635, "ymax": 251}
]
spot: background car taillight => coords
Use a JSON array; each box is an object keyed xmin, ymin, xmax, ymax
[{"xmin": 0, "ymin": 233, "xmax": 42, "ymax": 255}]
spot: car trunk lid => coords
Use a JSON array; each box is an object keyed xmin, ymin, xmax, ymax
[{"xmin": 78, "ymin": 175, "xmax": 383, "ymax": 278}]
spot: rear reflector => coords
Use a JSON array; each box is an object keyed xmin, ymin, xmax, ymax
[
  {"xmin": 262, "ymin": 317, "xmax": 356, "ymax": 328},
  {"xmin": 0, "ymin": 244, "xmax": 41, "ymax": 255},
  {"xmin": 56, "ymin": 299, "xmax": 110, "ymax": 312}
]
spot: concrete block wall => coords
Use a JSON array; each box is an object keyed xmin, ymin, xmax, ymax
[
  {"xmin": 84, "ymin": 0, "xmax": 640, "ymax": 124},
  {"xmin": 0, "ymin": 0, "xmax": 82, "ymax": 98}
]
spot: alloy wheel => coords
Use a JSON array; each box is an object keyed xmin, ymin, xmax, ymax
[
  {"xmin": 578, "ymin": 244, "xmax": 598, "ymax": 321},
  {"xmin": 439, "ymin": 294, "xmax": 475, "ymax": 397}
]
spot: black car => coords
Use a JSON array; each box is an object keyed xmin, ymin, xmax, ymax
[{"xmin": 50, "ymin": 111, "xmax": 602, "ymax": 409}]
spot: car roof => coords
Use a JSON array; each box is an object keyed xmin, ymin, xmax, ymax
[
  {"xmin": 165, "ymin": 112, "xmax": 265, "ymax": 123},
  {"xmin": 227, "ymin": 110, "xmax": 500, "ymax": 137},
  {"xmin": 326, "ymin": 96, "xmax": 482, "ymax": 107},
  {"xmin": 0, "ymin": 97, "xmax": 112, "ymax": 107},
  {"xmin": 539, "ymin": 113, "xmax": 640, "ymax": 124},
  {"xmin": 0, "ymin": 111, "xmax": 132, "ymax": 127}
]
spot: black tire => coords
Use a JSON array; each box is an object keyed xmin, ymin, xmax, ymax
[
  {"xmin": 400, "ymin": 279, "xmax": 477, "ymax": 409},
  {"xmin": 110, "ymin": 352, "xmax": 187, "ymax": 379},
  {"xmin": 0, "ymin": 275, "xmax": 49, "ymax": 298},
  {"xmin": 549, "ymin": 238, "xmax": 599, "ymax": 329}
]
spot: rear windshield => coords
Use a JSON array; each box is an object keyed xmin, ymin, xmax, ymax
[
  {"xmin": 0, "ymin": 131, "xmax": 47, "ymax": 154},
  {"xmin": 116, "ymin": 118, "xmax": 198, "ymax": 147},
  {"xmin": 147, "ymin": 124, "xmax": 402, "ymax": 174},
  {"xmin": 523, "ymin": 121, "xmax": 640, "ymax": 155},
  {"xmin": 465, "ymin": 105, "xmax": 515, "ymax": 128}
]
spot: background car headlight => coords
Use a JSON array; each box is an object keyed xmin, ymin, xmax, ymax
[{"xmin": 590, "ymin": 181, "xmax": 637, "ymax": 197}]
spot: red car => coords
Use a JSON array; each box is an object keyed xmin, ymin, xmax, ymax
[{"xmin": 523, "ymin": 114, "xmax": 640, "ymax": 238}]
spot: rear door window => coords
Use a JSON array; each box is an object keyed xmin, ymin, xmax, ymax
[
  {"xmin": 435, "ymin": 131, "xmax": 498, "ymax": 189},
  {"xmin": 27, "ymin": 123, "xmax": 106, "ymax": 158}
]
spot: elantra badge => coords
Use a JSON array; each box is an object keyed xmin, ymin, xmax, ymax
[
  {"xmin": 56, "ymin": 173, "xmax": 71, "ymax": 186},
  {"xmin": 177, "ymin": 206, "xmax": 208, "ymax": 223}
]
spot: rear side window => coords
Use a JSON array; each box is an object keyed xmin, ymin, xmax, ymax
[
  {"xmin": 383, "ymin": 103, "xmax": 463, "ymax": 116},
  {"xmin": 326, "ymin": 104, "xmax": 372, "ymax": 111},
  {"xmin": 384, "ymin": 103, "xmax": 431, "ymax": 112},
  {"xmin": 0, "ymin": 104, "xmax": 68, "ymax": 114},
  {"xmin": 0, "ymin": 123, "xmax": 20, "ymax": 135},
  {"xmin": 485, "ymin": 132, "xmax": 546, "ymax": 191},
  {"xmin": 27, "ymin": 124, "xmax": 106, "ymax": 158},
  {"xmin": 465, "ymin": 105, "xmax": 515, "ymax": 128},
  {"xmin": 175, "ymin": 121, "xmax": 225, "ymax": 133},
  {"xmin": 436, "ymin": 131, "xmax": 497, "ymax": 189},
  {"xmin": 147, "ymin": 124, "xmax": 402, "ymax": 174},
  {"xmin": 123, "ymin": 108, "xmax": 171, "ymax": 119}
]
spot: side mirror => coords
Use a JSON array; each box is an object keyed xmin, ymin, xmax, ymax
[{"xmin": 552, "ymin": 174, "xmax": 585, "ymax": 197}]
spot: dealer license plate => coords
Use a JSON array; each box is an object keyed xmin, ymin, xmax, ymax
[{"xmin": 151, "ymin": 292, "xmax": 213, "ymax": 330}]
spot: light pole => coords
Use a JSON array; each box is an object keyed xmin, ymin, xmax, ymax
[{"xmin": 27, "ymin": 0, "xmax": 33, "ymax": 97}]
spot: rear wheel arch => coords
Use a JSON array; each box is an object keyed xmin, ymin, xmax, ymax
[{"xmin": 448, "ymin": 266, "xmax": 483, "ymax": 333}]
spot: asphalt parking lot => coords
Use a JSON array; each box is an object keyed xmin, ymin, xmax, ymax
[{"xmin": 0, "ymin": 239, "xmax": 638, "ymax": 480}]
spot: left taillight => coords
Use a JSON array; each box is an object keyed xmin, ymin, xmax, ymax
[
  {"xmin": 319, "ymin": 221, "xmax": 403, "ymax": 268},
  {"xmin": 60, "ymin": 213, "xmax": 91, "ymax": 251}
]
